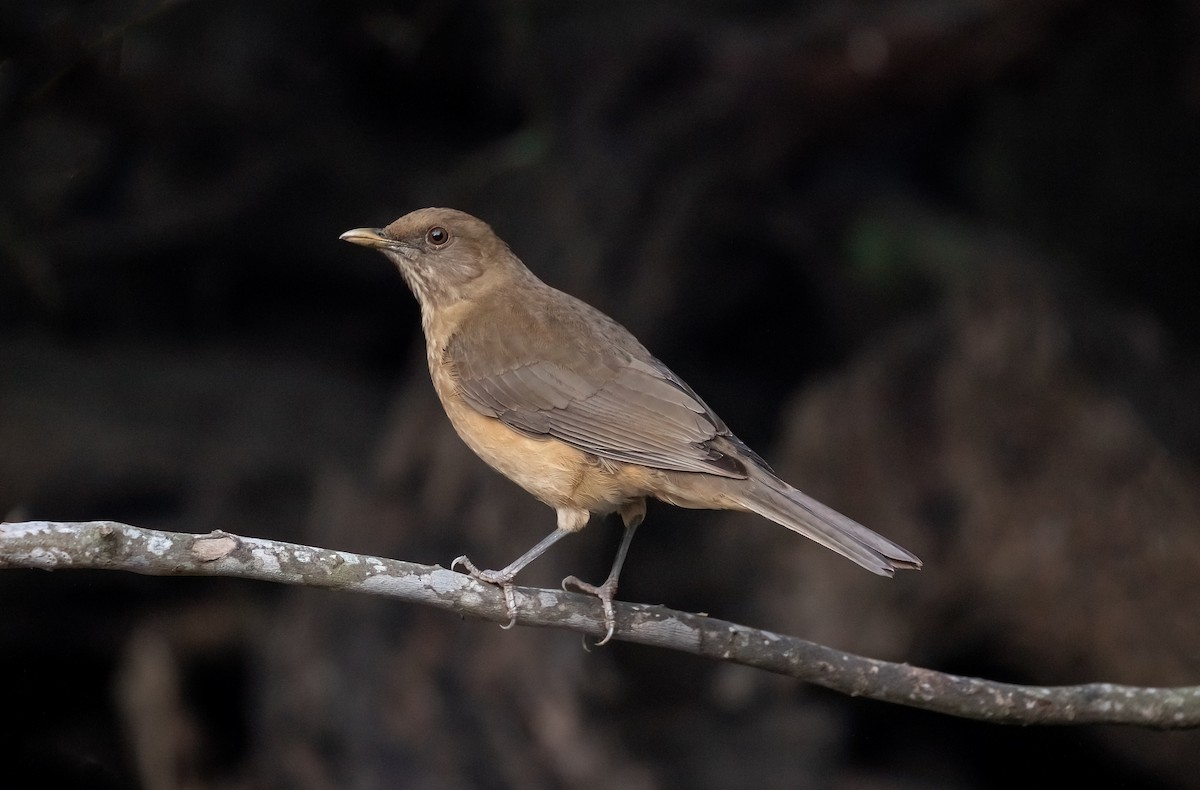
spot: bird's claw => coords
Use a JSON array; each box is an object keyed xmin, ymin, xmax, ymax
[
  {"xmin": 452, "ymin": 555, "xmax": 518, "ymax": 629},
  {"xmin": 562, "ymin": 575, "xmax": 619, "ymax": 646}
]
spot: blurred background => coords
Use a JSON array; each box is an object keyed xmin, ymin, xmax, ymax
[{"xmin": 3, "ymin": 0, "xmax": 1200, "ymax": 787}]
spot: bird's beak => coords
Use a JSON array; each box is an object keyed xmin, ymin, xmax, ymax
[{"xmin": 339, "ymin": 228, "xmax": 391, "ymax": 248}]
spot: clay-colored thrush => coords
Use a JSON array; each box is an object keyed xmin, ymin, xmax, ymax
[{"xmin": 341, "ymin": 208, "xmax": 920, "ymax": 642}]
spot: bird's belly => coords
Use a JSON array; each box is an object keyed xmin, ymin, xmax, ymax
[{"xmin": 440, "ymin": 393, "xmax": 645, "ymax": 517}]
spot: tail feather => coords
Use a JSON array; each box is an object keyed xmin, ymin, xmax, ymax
[{"xmin": 735, "ymin": 474, "xmax": 921, "ymax": 576}]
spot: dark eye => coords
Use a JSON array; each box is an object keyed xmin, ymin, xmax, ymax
[{"xmin": 426, "ymin": 226, "xmax": 449, "ymax": 246}]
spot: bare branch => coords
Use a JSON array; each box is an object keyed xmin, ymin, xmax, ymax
[{"xmin": 2, "ymin": 520, "xmax": 1197, "ymax": 729}]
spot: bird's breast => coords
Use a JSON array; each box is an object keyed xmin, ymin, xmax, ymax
[{"xmin": 425, "ymin": 352, "xmax": 650, "ymax": 520}]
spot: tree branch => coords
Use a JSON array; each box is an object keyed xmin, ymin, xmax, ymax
[{"xmin": 3, "ymin": 520, "xmax": 1197, "ymax": 729}]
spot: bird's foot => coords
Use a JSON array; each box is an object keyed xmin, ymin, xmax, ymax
[
  {"xmin": 452, "ymin": 555, "xmax": 519, "ymax": 629},
  {"xmin": 561, "ymin": 575, "xmax": 620, "ymax": 646}
]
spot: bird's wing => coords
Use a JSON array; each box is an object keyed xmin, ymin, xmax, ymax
[{"xmin": 445, "ymin": 292, "xmax": 763, "ymax": 479}]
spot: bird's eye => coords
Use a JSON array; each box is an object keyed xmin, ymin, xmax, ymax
[{"xmin": 426, "ymin": 226, "xmax": 450, "ymax": 246}]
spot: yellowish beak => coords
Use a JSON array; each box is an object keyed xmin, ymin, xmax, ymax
[{"xmin": 339, "ymin": 228, "xmax": 389, "ymax": 248}]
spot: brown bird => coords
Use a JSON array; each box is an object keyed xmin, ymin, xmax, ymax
[{"xmin": 341, "ymin": 208, "xmax": 920, "ymax": 643}]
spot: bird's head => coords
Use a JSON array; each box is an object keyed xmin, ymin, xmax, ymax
[{"xmin": 341, "ymin": 207, "xmax": 529, "ymax": 311}]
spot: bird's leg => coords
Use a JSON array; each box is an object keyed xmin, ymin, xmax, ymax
[
  {"xmin": 452, "ymin": 525, "xmax": 575, "ymax": 629},
  {"xmin": 562, "ymin": 500, "xmax": 645, "ymax": 645}
]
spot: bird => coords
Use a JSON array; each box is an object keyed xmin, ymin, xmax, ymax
[{"xmin": 341, "ymin": 208, "xmax": 920, "ymax": 643}]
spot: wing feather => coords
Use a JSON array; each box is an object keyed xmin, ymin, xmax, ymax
[{"xmin": 447, "ymin": 289, "xmax": 751, "ymax": 478}]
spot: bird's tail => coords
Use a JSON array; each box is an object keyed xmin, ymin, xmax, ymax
[{"xmin": 732, "ymin": 471, "xmax": 921, "ymax": 576}]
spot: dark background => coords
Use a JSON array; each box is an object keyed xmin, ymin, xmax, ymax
[{"xmin": 3, "ymin": 1, "xmax": 1200, "ymax": 788}]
